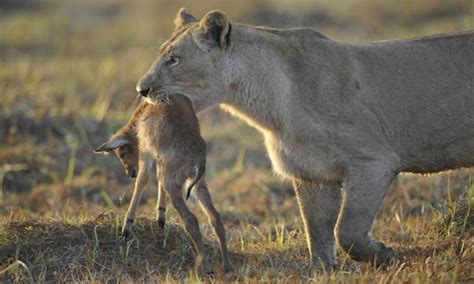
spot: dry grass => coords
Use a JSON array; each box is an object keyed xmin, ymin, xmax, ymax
[
  {"xmin": 0, "ymin": 0, "xmax": 473, "ymax": 282},
  {"xmin": 0, "ymin": 184, "xmax": 472, "ymax": 282}
]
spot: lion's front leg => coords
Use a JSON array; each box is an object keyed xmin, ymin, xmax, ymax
[
  {"xmin": 293, "ymin": 180, "xmax": 342, "ymax": 273},
  {"xmin": 336, "ymin": 164, "xmax": 397, "ymax": 264}
]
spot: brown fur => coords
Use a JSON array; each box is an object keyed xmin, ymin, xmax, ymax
[{"xmin": 95, "ymin": 95, "xmax": 232, "ymax": 272}]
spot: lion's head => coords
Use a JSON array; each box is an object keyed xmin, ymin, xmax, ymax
[{"xmin": 136, "ymin": 8, "xmax": 232, "ymax": 111}]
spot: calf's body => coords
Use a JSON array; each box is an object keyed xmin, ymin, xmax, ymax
[{"xmin": 95, "ymin": 95, "xmax": 232, "ymax": 272}]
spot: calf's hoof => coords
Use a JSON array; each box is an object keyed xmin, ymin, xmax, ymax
[
  {"xmin": 120, "ymin": 218, "xmax": 134, "ymax": 240},
  {"xmin": 195, "ymin": 255, "xmax": 213, "ymax": 276},
  {"xmin": 120, "ymin": 229, "xmax": 131, "ymax": 240},
  {"xmin": 157, "ymin": 218, "xmax": 165, "ymax": 229},
  {"xmin": 223, "ymin": 263, "xmax": 233, "ymax": 273}
]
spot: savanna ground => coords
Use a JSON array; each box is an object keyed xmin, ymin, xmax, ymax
[{"xmin": 0, "ymin": 0, "xmax": 473, "ymax": 282}]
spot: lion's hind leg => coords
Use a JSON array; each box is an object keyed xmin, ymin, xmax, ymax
[{"xmin": 336, "ymin": 163, "xmax": 397, "ymax": 265}]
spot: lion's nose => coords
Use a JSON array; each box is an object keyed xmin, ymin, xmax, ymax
[{"xmin": 137, "ymin": 87, "xmax": 150, "ymax": 97}]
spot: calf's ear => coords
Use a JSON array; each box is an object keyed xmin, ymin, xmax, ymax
[
  {"xmin": 94, "ymin": 135, "xmax": 129, "ymax": 154},
  {"xmin": 194, "ymin": 10, "xmax": 231, "ymax": 51},
  {"xmin": 174, "ymin": 8, "xmax": 197, "ymax": 28}
]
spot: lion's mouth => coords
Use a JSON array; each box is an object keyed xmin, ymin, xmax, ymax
[{"xmin": 147, "ymin": 87, "xmax": 171, "ymax": 104}]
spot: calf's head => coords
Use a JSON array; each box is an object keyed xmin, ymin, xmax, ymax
[{"xmin": 94, "ymin": 134, "xmax": 139, "ymax": 178}]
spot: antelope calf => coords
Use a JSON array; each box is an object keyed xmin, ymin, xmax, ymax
[{"xmin": 95, "ymin": 95, "xmax": 232, "ymax": 272}]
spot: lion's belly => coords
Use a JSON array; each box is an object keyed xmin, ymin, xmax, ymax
[{"xmin": 264, "ymin": 134, "xmax": 343, "ymax": 182}]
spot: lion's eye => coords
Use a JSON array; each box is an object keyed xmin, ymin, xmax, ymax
[{"xmin": 166, "ymin": 55, "xmax": 179, "ymax": 67}]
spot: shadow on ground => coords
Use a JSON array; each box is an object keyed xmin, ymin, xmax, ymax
[{"xmin": 0, "ymin": 217, "xmax": 306, "ymax": 281}]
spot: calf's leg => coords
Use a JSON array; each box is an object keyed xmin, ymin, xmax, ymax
[
  {"xmin": 160, "ymin": 172, "xmax": 211, "ymax": 273},
  {"xmin": 155, "ymin": 182, "xmax": 167, "ymax": 228},
  {"xmin": 121, "ymin": 158, "xmax": 150, "ymax": 238},
  {"xmin": 195, "ymin": 179, "xmax": 233, "ymax": 272}
]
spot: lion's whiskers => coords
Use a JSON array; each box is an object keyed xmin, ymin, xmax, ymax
[{"xmin": 150, "ymin": 87, "xmax": 172, "ymax": 105}]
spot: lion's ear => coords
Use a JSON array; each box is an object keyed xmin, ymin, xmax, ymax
[
  {"xmin": 195, "ymin": 10, "xmax": 231, "ymax": 51},
  {"xmin": 174, "ymin": 8, "xmax": 197, "ymax": 28}
]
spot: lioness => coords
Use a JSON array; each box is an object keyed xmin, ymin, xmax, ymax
[
  {"xmin": 95, "ymin": 96, "xmax": 232, "ymax": 273},
  {"xmin": 135, "ymin": 8, "xmax": 474, "ymax": 272}
]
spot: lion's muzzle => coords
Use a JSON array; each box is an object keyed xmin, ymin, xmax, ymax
[{"xmin": 137, "ymin": 87, "xmax": 150, "ymax": 97}]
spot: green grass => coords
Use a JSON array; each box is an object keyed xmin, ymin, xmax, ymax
[{"xmin": 0, "ymin": 0, "xmax": 473, "ymax": 282}]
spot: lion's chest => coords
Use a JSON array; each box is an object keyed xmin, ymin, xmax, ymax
[{"xmin": 264, "ymin": 132, "xmax": 343, "ymax": 182}]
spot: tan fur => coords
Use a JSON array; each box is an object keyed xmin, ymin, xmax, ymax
[
  {"xmin": 135, "ymin": 9, "xmax": 474, "ymax": 273},
  {"xmin": 95, "ymin": 95, "xmax": 232, "ymax": 272}
]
